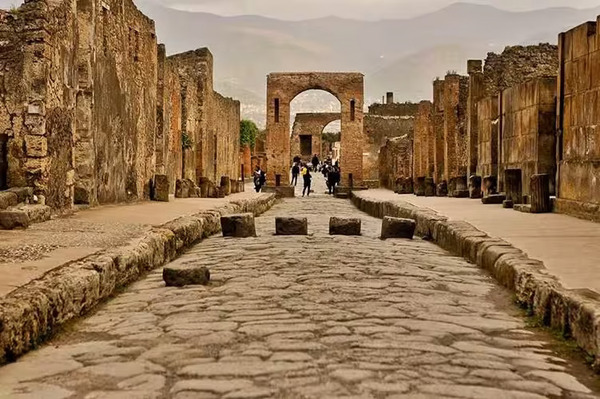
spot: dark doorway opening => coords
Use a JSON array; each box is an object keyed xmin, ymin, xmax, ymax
[
  {"xmin": 300, "ymin": 135, "xmax": 312, "ymax": 157},
  {"xmin": 0, "ymin": 134, "xmax": 7, "ymax": 190}
]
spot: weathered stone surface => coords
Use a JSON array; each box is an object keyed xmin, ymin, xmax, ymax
[
  {"xmin": 503, "ymin": 200, "xmax": 514, "ymax": 209},
  {"xmin": 0, "ymin": 210, "xmax": 30, "ymax": 230},
  {"xmin": 20, "ymin": 205, "xmax": 51, "ymax": 224},
  {"xmin": 469, "ymin": 175, "xmax": 482, "ymax": 199},
  {"xmin": 381, "ymin": 216, "xmax": 415, "ymax": 239},
  {"xmin": 163, "ymin": 266, "xmax": 210, "ymax": 287},
  {"xmin": 482, "ymin": 194, "xmax": 506, "ymax": 205},
  {"xmin": 6, "ymin": 187, "xmax": 33, "ymax": 204},
  {"xmin": 424, "ymin": 177, "xmax": 436, "ymax": 197},
  {"xmin": 262, "ymin": 186, "xmax": 295, "ymax": 198},
  {"xmin": 152, "ymin": 175, "xmax": 169, "ymax": 202},
  {"xmin": 0, "ymin": 192, "xmax": 18, "ymax": 210},
  {"xmin": 414, "ymin": 177, "xmax": 426, "ymax": 196},
  {"xmin": 221, "ymin": 214, "xmax": 257, "ymax": 238},
  {"xmin": 329, "ymin": 217, "xmax": 361, "ymax": 236},
  {"xmin": 276, "ymin": 217, "xmax": 308, "ymax": 236},
  {"xmin": 220, "ymin": 176, "xmax": 231, "ymax": 196},
  {"xmin": 530, "ymin": 174, "xmax": 551, "ymax": 214},
  {"xmin": 437, "ymin": 181, "xmax": 448, "ymax": 197}
]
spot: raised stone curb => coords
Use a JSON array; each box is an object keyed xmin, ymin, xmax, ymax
[
  {"xmin": 0, "ymin": 193, "xmax": 277, "ymax": 364},
  {"xmin": 351, "ymin": 191, "xmax": 600, "ymax": 367}
]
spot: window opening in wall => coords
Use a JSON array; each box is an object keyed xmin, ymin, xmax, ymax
[
  {"xmin": 300, "ymin": 135, "xmax": 312, "ymax": 157},
  {"xmin": 0, "ymin": 134, "xmax": 8, "ymax": 190},
  {"xmin": 350, "ymin": 99, "xmax": 356, "ymax": 121},
  {"xmin": 274, "ymin": 98, "xmax": 280, "ymax": 123}
]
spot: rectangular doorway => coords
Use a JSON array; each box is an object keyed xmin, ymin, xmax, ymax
[
  {"xmin": 300, "ymin": 135, "xmax": 312, "ymax": 157},
  {"xmin": 0, "ymin": 134, "xmax": 7, "ymax": 190}
]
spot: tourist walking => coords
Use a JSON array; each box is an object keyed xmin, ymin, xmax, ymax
[
  {"xmin": 291, "ymin": 162, "xmax": 300, "ymax": 186},
  {"xmin": 328, "ymin": 165, "xmax": 340, "ymax": 195},
  {"xmin": 311, "ymin": 154, "xmax": 320, "ymax": 171},
  {"xmin": 302, "ymin": 164, "xmax": 312, "ymax": 197},
  {"xmin": 254, "ymin": 166, "xmax": 265, "ymax": 193}
]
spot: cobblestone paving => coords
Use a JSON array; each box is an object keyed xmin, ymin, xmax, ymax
[{"xmin": 0, "ymin": 183, "xmax": 598, "ymax": 398}]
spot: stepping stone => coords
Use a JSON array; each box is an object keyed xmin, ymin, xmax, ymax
[
  {"xmin": 276, "ymin": 217, "xmax": 308, "ymax": 235},
  {"xmin": 221, "ymin": 213, "xmax": 256, "ymax": 237},
  {"xmin": 163, "ymin": 265, "xmax": 210, "ymax": 287},
  {"xmin": 329, "ymin": 217, "xmax": 361, "ymax": 236},
  {"xmin": 381, "ymin": 216, "xmax": 415, "ymax": 240}
]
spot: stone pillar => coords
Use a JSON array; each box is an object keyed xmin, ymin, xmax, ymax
[
  {"xmin": 443, "ymin": 74, "xmax": 469, "ymax": 192},
  {"xmin": 339, "ymin": 95, "xmax": 364, "ymax": 186},
  {"xmin": 530, "ymin": 174, "xmax": 551, "ymax": 213},
  {"xmin": 467, "ymin": 60, "xmax": 484, "ymax": 178},
  {"xmin": 220, "ymin": 175, "xmax": 231, "ymax": 196},
  {"xmin": 433, "ymin": 79, "xmax": 445, "ymax": 186},
  {"xmin": 504, "ymin": 169, "xmax": 522, "ymax": 205}
]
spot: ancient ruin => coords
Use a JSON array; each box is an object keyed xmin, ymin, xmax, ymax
[
  {"xmin": 291, "ymin": 112, "xmax": 340, "ymax": 162},
  {"xmin": 265, "ymin": 72, "xmax": 364, "ymax": 185}
]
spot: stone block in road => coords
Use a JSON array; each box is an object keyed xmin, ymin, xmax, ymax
[
  {"xmin": 381, "ymin": 216, "xmax": 415, "ymax": 239},
  {"xmin": 481, "ymin": 194, "xmax": 506, "ymax": 205},
  {"xmin": 0, "ymin": 210, "xmax": 30, "ymax": 230},
  {"xmin": 276, "ymin": 217, "xmax": 308, "ymax": 235},
  {"xmin": 329, "ymin": 217, "xmax": 361, "ymax": 236},
  {"xmin": 221, "ymin": 213, "xmax": 257, "ymax": 237},
  {"xmin": 163, "ymin": 265, "xmax": 210, "ymax": 287}
]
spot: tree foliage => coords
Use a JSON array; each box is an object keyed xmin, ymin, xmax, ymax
[{"xmin": 240, "ymin": 119, "xmax": 259, "ymax": 148}]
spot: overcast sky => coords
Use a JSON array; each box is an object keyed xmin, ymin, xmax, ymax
[{"xmin": 144, "ymin": 0, "xmax": 600, "ymax": 20}]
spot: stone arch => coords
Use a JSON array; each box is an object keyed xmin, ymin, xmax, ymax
[
  {"xmin": 266, "ymin": 72, "xmax": 364, "ymax": 185},
  {"xmin": 291, "ymin": 113, "xmax": 340, "ymax": 162}
]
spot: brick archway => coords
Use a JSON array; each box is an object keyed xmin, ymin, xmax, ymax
[
  {"xmin": 291, "ymin": 113, "xmax": 340, "ymax": 162},
  {"xmin": 266, "ymin": 72, "xmax": 364, "ymax": 185}
]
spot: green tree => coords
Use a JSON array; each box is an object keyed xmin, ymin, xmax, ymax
[{"xmin": 240, "ymin": 119, "xmax": 259, "ymax": 149}]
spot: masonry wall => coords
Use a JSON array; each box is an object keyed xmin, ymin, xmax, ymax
[
  {"xmin": 443, "ymin": 74, "xmax": 469, "ymax": 190},
  {"xmin": 557, "ymin": 17, "xmax": 600, "ymax": 216},
  {"xmin": 476, "ymin": 96, "xmax": 500, "ymax": 182},
  {"xmin": 500, "ymin": 77, "xmax": 557, "ymax": 197},
  {"xmin": 378, "ymin": 136, "xmax": 413, "ymax": 190},
  {"xmin": 433, "ymin": 79, "xmax": 446, "ymax": 184},
  {"xmin": 363, "ymin": 107, "xmax": 415, "ymax": 180}
]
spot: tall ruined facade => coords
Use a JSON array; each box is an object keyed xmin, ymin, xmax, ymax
[
  {"xmin": 0, "ymin": 0, "xmax": 240, "ymax": 210},
  {"xmin": 556, "ymin": 17, "xmax": 600, "ymax": 220}
]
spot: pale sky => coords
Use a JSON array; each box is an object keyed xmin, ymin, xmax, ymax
[{"xmin": 145, "ymin": 0, "xmax": 600, "ymax": 20}]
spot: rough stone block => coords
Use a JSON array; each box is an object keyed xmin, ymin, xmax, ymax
[
  {"xmin": 424, "ymin": 178, "xmax": 436, "ymax": 197},
  {"xmin": 152, "ymin": 175, "xmax": 169, "ymax": 202},
  {"xmin": 381, "ymin": 216, "xmax": 416, "ymax": 239},
  {"xmin": 514, "ymin": 204, "xmax": 532, "ymax": 213},
  {"xmin": 469, "ymin": 175, "xmax": 483, "ymax": 199},
  {"xmin": 0, "ymin": 192, "xmax": 18, "ymax": 210},
  {"xmin": 221, "ymin": 213, "xmax": 256, "ymax": 238},
  {"xmin": 451, "ymin": 190, "xmax": 469, "ymax": 198},
  {"xmin": 395, "ymin": 178, "xmax": 413, "ymax": 194},
  {"xmin": 20, "ymin": 205, "xmax": 51, "ymax": 224},
  {"xmin": 437, "ymin": 181, "xmax": 448, "ymax": 197},
  {"xmin": 503, "ymin": 200, "xmax": 514, "ymax": 209},
  {"xmin": 482, "ymin": 194, "xmax": 506, "ymax": 205},
  {"xmin": 504, "ymin": 169, "xmax": 523, "ymax": 204},
  {"xmin": 530, "ymin": 174, "xmax": 551, "ymax": 213},
  {"xmin": 483, "ymin": 175, "xmax": 498, "ymax": 195},
  {"xmin": 329, "ymin": 217, "xmax": 361, "ymax": 236},
  {"xmin": 414, "ymin": 177, "xmax": 426, "ymax": 196},
  {"xmin": 276, "ymin": 217, "xmax": 308, "ymax": 235},
  {"xmin": 7, "ymin": 187, "xmax": 33, "ymax": 203},
  {"xmin": 163, "ymin": 265, "xmax": 210, "ymax": 287},
  {"xmin": 0, "ymin": 210, "xmax": 30, "ymax": 230}
]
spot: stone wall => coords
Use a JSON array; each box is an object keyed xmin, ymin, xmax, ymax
[
  {"xmin": 556, "ymin": 17, "xmax": 600, "ymax": 219},
  {"xmin": 433, "ymin": 79, "xmax": 446, "ymax": 185},
  {"xmin": 378, "ymin": 136, "xmax": 413, "ymax": 190},
  {"xmin": 363, "ymin": 103, "xmax": 416, "ymax": 180},
  {"xmin": 482, "ymin": 44, "xmax": 559, "ymax": 98},
  {"xmin": 412, "ymin": 101, "xmax": 433, "ymax": 181},
  {"xmin": 500, "ymin": 77, "xmax": 557, "ymax": 197},
  {"xmin": 0, "ymin": 0, "xmax": 240, "ymax": 209},
  {"xmin": 476, "ymin": 96, "xmax": 500, "ymax": 184},
  {"xmin": 291, "ymin": 113, "xmax": 339, "ymax": 162}
]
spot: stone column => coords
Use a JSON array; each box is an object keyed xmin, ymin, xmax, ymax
[
  {"xmin": 467, "ymin": 60, "xmax": 484, "ymax": 178},
  {"xmin": 504, "ymin": 169, "xmax": 523, "ymax": 205},
  {"xmin": 339, "ymin": 95, "xmax": 364, "ymax": 186},
  {"xmin": 433, "ymin": 79, "xmax": 445, "ymax": 187},
  {"xmin": 530, "ymin": 174, "xmax": 551, "ymax": 213}
]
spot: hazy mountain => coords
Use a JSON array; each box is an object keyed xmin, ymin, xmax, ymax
[{"xmin": 134, "ymin": 2, "xmax": 600, "ymax": 125}]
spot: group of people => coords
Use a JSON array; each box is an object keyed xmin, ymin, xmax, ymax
[{"xmin": 253, "ymin": 153, "xmax": 341, "ymax": 196}]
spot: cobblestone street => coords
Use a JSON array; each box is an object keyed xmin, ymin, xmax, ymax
[{"xmin": 0, "ymin": 180, "xmax": 598, "ymax": 399}]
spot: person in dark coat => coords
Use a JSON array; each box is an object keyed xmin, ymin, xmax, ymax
[
  {"xmin": 311, "ymin": 154, "xmax": 320, "ymax": 171},
  {"xmin": 302, "ymin": 164, "xmax": 312, "ymax": 197},
  {"xmin": 328, "ymin": 166, "xmax": 340, "ymax": 195},
  {"xmin": 291, "ymin": 162, "xmax": 300, "ymax": 186},
  {"xmin": 254, "ymin": 166, "xmax": 265, "ymax": 192}
]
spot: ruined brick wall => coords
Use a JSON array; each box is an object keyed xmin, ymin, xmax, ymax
[
  {"xmin": 364, "ymin": 105, "xmax": 415, "ymax": 180},
  {"xmin": 557, "ymin": 17, "xmax": 600, "ymax": 212},
  {"xmin": 500, "ymin": 77, "xmax": 557, "ymax": 197},
  {"xmin": 476, "ymin": 96, "xmax": 499, "ymax": 183},
  {"xmin": 483, "ymin": 44, "xmax": 559, "ymax": 97},
  {"xmin": 413, "ymin": 101, "xmax": 433, "ymax": 181},
  {"xmin": 0, "ymin": 2, "xmax": 78, "ymax": 209},
  {"xmin": 378, "ymin": 136, "xmax": 413, "ymax": 190},
  {"xmin": 166, "ymin": 48, "xmax": 240, "ymax": 186},
  {"xmin": 467, "ymin": 60, "xmax": 484, "ymax": 177},
  {"xmin": 291, "ymin": 113, "xmax": 339, "ymax": 162},
  {"xmin": 443, "ymin": 74, "xmax": 469, "ymax": 188}
]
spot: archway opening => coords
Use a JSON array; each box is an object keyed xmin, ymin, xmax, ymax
[
  {"xmin": 289, "ymin": 89, "xmax": 341, "ymax": 164},
  {"xmin": 321, "ymin": 119, "xmax": 341, "ymax": 162}
]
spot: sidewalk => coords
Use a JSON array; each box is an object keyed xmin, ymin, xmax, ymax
[
  {"xmin": 0, "ymin": 189, "xmax": 260, "ymax": 297},
  {"xmin": 360, "ymin": 189, "xmax": 600, "ymax": 294}
]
